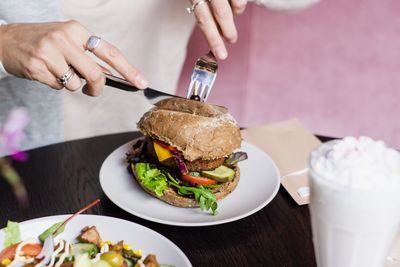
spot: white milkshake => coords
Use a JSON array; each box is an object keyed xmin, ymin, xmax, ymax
[{"xmin": 309, "ymin": 136, "xmax": 400, "ymax": 267}]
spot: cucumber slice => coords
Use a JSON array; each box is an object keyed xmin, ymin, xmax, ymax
[
  {"xmin": 201, "ymin": 166, "xmax": 235, "ymax": 182},
  {"xmin": 124, "ymin": 258, "xmax": 134, "ymax": 267},
  {"xmin": 71, "ymin": 243, "xmax": 99, "ymax": 257}
]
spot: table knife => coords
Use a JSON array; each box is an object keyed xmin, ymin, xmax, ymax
[{"xmin": 105, "ymin": 73, "xmax": 184, "ymax": 104}]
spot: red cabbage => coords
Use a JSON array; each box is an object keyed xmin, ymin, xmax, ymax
[{"xmin": 172, "ymin": 150, "xmax": 188, "ymax": 174}]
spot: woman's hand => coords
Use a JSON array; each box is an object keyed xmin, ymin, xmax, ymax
[
  {"xmin": 189, "ymin": 0, "xmax": 247, "ymax": 60},
  {"xmin": 0, "ymin": 20, "xmax": 148, "ymax": 96}
]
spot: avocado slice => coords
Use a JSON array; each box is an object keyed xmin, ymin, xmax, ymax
[{"xmin": 201, "ymin": 165, "xmax": 235, "ymax": 182}]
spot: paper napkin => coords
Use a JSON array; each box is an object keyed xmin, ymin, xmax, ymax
[{"xmin": 241, "ymin": 118, "xmax": 321, "ymax": 205}]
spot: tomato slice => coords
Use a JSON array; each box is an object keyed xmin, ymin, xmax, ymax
[
  {"xmin": 0, "ymin": 243, "xmax": 42, "ymax": 261},
  {"xmin": 181, "ymin": 174, "xmax": 218, "ymax": 185},
  {"xmin": 0, "ymin": 243, "xmax": 18, "ymax": 261},
  {"xmin": 153, "ymin": 139, "xmax": 176, "ymax": 152}
]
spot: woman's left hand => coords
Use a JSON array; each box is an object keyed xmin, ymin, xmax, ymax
[{"xmin": 189, "ymin": 0, "xmax": 247, "ymax": 60}]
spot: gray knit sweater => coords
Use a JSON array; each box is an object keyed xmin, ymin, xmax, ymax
[{"xmin": 0, "ymin": 0, "xmax": 63, "ymax": 154}]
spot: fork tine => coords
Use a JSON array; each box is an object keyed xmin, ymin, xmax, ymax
[
  {"xmin": 186, "ymin": 51, "xmax": 218, "ymax": 102},
  {"xmin": 198, "ymin": 82, "xmax": 205, "ymax": 99},
  {"xmin": 186, "ymin": 79, "xmax": 195, "ymax": 99},
  {"xmin": 203, "ymin": 75, "xmax": 216, "ymax": 101},
  {"xmin": 187, "ymin": 80, "xmax": 202, "ymax": 101}
]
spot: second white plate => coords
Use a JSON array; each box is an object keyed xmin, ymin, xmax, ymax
[
  {"xmin": 0, "ymin": 215, "xmax": 191, "ymax": 266},
  {"xmin": 99, "ymin": 139, "xmax": 280, "ymax": 226}
]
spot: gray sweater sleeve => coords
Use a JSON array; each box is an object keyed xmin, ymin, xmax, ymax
[
  {"xmin": 0, "ymin": 0, "xmax": 63, "ymax": 155},
  {"xmin": 0, "ymin": 20, "xmax": 9, "ymax": 79}
]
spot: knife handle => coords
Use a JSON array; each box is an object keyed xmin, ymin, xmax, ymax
[{"xmin": 104, "ymin": 73, "xmax": 141, "ymax": 92}]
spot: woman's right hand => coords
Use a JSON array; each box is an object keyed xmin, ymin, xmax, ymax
[{"xmin": 0, "ymin": 20, "xmax": 148, "ymax": 96}]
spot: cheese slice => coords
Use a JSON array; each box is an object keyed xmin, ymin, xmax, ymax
[{"xmin": 153, "ymin": 141, "xmax": 173, "ymax": 161}]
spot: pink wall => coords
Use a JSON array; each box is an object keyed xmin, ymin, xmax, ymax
[{"xmin": 177, "ymin": 0, "xmax": 400, "ymax": 148}]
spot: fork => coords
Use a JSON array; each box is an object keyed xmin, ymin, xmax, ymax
[{"xmin": 186, "ymin": 51, "xmax": 218, "ymax": 102}]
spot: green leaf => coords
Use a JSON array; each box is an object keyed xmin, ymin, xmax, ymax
[
  {"xmin": 145, "ymin": 168, "xmax": 161, "ymax": 178},
  {"xmin": 135, "ymin": 163, "xmax": 168, "ymax": 197},
  {"xmin": 3, "ymin": 221, "xmax": 21, "ymax": 248},
  {"xmin": 170, "ymin": 184, "xmax": 218, "ymax": 215},
  {"xmin": 135, "ymin": 162, "xmax": 148, "ymax": 178},
  {"xmin": 39, "ymin": 222, "xmax": 65, "ymax": 243},
  {"xmin": 165, "ymin": 171, "xmax": 179, "ymax": 185}
]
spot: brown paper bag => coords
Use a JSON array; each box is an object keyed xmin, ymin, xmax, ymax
[{"xmin": 241, "ymin": 119, "xmax": 321, "ymax": 205}]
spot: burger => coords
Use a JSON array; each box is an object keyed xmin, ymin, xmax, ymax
[{"xmin": 126, "ymin": 98, "xmax": 247, "ymax": 215}]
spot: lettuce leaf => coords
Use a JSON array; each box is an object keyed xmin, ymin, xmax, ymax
[
  {"xmin": 171, "ymin": 184, "xmax": 218, "ymax": 215},
  {"xmin": 4, "ymin": 220, "xmax": 21, "ymax": 248},
  {"xmin": 134, "ymin": 163, "xmax": 218, "ymax": 215},
  {"xmin": 135, "ymin": 163, "xmax": 168, "ymax": 197}
]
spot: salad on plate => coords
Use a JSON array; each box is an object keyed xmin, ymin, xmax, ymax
[
  {"xmin": 0, "ymin": 200, "xmax": 171, "ymax": 267},
  {"xmin": 0, "ymin": 220, "xmax": 163, "ymax": 267}
]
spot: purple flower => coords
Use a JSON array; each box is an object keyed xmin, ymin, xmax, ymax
[
  {"xmin": 0, "ymin": 107, "xmax": 30, "ymax": 160},
  {"xmin": 0, "ymin": 107, "xmax": 30, "ymax": 207}
]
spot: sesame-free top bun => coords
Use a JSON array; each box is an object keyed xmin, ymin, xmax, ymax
[{"xmin": 137, "ymin": 98, "xmax": 241, "ymax": 161}]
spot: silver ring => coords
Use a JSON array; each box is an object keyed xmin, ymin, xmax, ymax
[
  {"xmin": 187, "ymin": 0, "xmax": 209, "ymax": 14},
  {"xmin": 57, "ymin": 66, "xmax": 75, "ymax": 87},
  {"xmin": 86, "ymin": 35, "xmax": 101, "ymax": 52}
]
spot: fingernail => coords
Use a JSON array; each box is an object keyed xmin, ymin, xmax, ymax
[
  {"xmin": 82, "ymin": 85, "xmax": 100, "ymax": 97},
  {"xmin": 229, "ymin": 36, "xmax": 238, "ymax": 44},
  {"xmin": 215, "ymin": 47, "xmax": 228, "ymax": 60},
  {"xmin": 137, "ymin": 77, "xmax": 148, "ymax": 89}
]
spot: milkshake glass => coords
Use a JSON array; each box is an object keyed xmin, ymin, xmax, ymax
[{"xmin": 309, "ymin": 136, "xmax": 400, "ymax": 267}]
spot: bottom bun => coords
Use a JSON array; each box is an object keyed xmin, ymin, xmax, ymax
[{"xmin": 130, "ymin": 163, "xmax": 240, "ymax": 208}]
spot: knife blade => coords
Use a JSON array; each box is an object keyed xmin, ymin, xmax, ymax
[{"xmin": 104, "ymin": 73, "xmax": 184, "ymax": 104}]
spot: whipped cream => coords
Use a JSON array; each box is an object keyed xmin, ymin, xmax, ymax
[{"xmin": 310, "ymin": 136, "xmax": 400, "ymax": 190}]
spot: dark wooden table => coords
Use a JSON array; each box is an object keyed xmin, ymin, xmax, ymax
[{"xmin": 0, "ymin": 132, "xmax": 331, "ymax": 266}]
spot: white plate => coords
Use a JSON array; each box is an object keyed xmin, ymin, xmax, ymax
[
  {"xmin": 100, "ymin": 139, "xmax": 280, "ymax": 226},
  {"xmin": 0, "ymin": 215, "xmax": 191, "ymax": 266}
]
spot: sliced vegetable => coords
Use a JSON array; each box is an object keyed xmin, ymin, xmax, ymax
[
  {"xmin": 153, "ymin": 141, "xmax": 173, "ymax": 161},
  {"xmin": 201, "ymin": 165, "xmax": 235, "ymax": 182},
  {"xmin": 101, "ymin": 251, "xmax": 124, "ymax": 267},
  {"xmin": 3, "ymin": 221, "xmax": 21, "ymax": 248},
  {"xmin": 224, "ymin": 152, "xmax": 248, "ymax": 167},
  {"xmin": 39, "ymin": 199, "xmax": 101, "ymax": 244},
  {"xmin": 0, "ymin": 243, "xmax": 18, "ymax": 261},
  {"xmin": 181, "ymin": 174, "xmax": 218, "ymax": 186},
  {"xmin": 21, "ymin": 243, "xmax": 43, "ymax": 257},
  {"xmin": 171, "ymin": 151, "xmax": 188, "ymax": 174},
  {"xmin": 39, "ymin": 222, "xmax": 65, "ymax": 243},
  {"xmin": 35, "ymin": 235, "xmax": 54, "ymax": 265},
  {"xmin": 71, "ymin": 243, "xmax": 99, "ymax": 257},
  {"xmin": 0, "ymin": 243, "xmax": 43, "ymax": 261},
  {"xmin": 124, "ymin": 258, "xmax": 134, "ymax": 267}
]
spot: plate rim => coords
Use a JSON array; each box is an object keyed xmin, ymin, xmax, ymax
[
  {"xmin": 100, "ymin": 138, "xmax": 281, "ymax": 227},
  {"xmin": 0, "ymin": 214, "xmax": 192, "ymax": 266}
]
